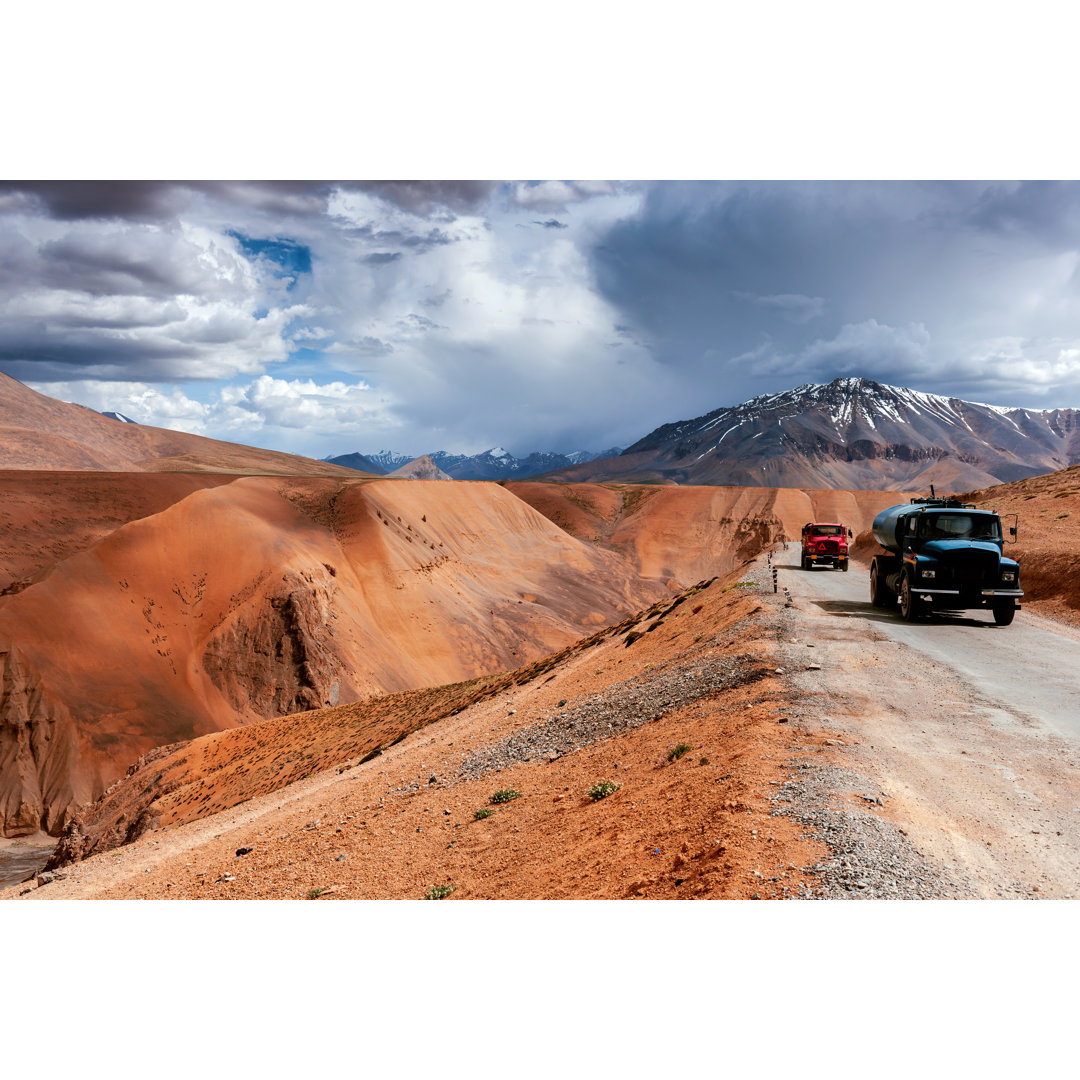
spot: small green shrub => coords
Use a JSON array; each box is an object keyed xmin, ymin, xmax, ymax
[
  {"xmin": 425, "ymin": 884, "xmax": 457, "ymax": 900},
  {"xmin": 306, "ymin": 887, "xmax": 324, "ymax": 900},
  {"xmin": 491, "ymin": 789, "xmax": 522, "ymax": 804},
  {"xmin": 474, "ymin": 807, "xmax": 494, "ymax": 820},
  {"xmin": 587, "ymin": 780, "xmax": 621, "ymax": 801},
  {"xmin": 667, "ymin": 743, "xmax": 692, "ymax": 762}
]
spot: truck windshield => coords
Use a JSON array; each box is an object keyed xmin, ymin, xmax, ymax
[
  {"xmin": 919, "ymin": 514, "xmax": 1001, "ymax": 541},
  {"xmin": 814, "ymin": 526, "xmax": 843, "ymax": 535}
]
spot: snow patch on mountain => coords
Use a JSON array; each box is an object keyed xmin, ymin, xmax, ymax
[{"xmin": 599, "ymin": 376, "xmax": 1080, "ymax": 490}]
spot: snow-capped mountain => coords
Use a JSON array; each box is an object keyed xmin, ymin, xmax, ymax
[
  {"xmin": 567, "ymin": 448, "xmax": 621, "ymax": 465},
  {"xmin": 541, "ymin": 378, "xmax": 1080, "ymax": 490},
  {"xmin": 367, "ymin": 450, "xmax": 414, "ymax": 472},
  {"xmin": 327, "ymin": 446, "xmax": 621, "ymax": 481},
  {"xmin": 99, "ymin": 411, "xmax": 139, "ymax": 424},
  {"xmin": 435, "ymin": 447, "xmax": 623, "ymax": 480}
]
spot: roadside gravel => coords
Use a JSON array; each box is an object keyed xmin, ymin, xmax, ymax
[
  {"xmin": 773, "ymin": 764, "xmax": 976, "ymax": 898},
  {"xmin": 454, "ymin": 653, "xmax": 764, "ymax": 783},
  {"xmin": 744, "ymin": 554, "xmax": 981, "ymax": 899}
]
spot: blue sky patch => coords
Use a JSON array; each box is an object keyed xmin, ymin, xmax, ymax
[{"xmin": 229, "ymin": 231, "xmax": 313, "ymax": 288}]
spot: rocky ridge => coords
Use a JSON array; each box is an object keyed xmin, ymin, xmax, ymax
[{"xmin": 538, "ymin": 377, "xmax": 1080, "ymax": 490}]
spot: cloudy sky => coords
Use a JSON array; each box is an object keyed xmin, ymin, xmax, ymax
[{"xmin": 3, "ymin": 179, "xmax": 1080, "ymax": 460}]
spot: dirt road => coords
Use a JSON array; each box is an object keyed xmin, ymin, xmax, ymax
[{"xmin": 772, "ymin": 542, "xmax": 1080, "ymax": 898}]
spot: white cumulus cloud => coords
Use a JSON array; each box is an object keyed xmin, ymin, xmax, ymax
[{"xmin": 214, "ymin": 375, "xmax": 398, "ymax": 435}]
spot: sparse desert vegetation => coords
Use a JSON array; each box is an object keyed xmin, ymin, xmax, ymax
[
  {"xmin": 424, "ymin": 884, "xmax": 457, "ymax": 900},
  {"xmin": 586, "ymin": 780, "xmax": 620, "ymax": 800}
]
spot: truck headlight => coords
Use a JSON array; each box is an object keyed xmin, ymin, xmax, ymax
[
  {"xmin": 1002, "ymin": 571, "xmax": 1016, "ymax": 582},
  {"xmin": 920, "ymin": 568, "xmax": 935, "ymax": 579}
]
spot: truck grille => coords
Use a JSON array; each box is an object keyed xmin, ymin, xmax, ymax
[
  {"xmin": 820, "ymin": 540, "xmax": 839, "ymax": 554},
  {"xmin": 938, "ymin": 549, "xmax": 998, "ymax": 588}
]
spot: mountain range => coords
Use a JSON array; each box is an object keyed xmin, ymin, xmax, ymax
[
  {"xmin": 324, "ymin": 446, "xmax": 622, "ymax": 481},
  {"xmin": 92, "ymin": 376, "xmax": 1080, "ymax": 491},
  {"xmin": 538, "ymin": 378, "xmax": 1080, "ymax": 490},
  {"xmin": 79, "ymin": 414, "xmax": 617, "ymax": 483}
]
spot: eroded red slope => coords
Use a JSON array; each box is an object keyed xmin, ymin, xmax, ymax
[
  {"xmin": 0, "ymin": 477, "xmax": 668, "ymax": 836},
  {"xmin": 507, "ymin": 482, "xmax": 912, "ymax": 581}
]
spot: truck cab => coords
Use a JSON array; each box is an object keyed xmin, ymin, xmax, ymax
[
  {"xmin": 801, "ymin": 522, "xmax": 851, "ymax": 571},
  {"xmin": 869, "ymin": 496, "xmax": 1022, "ymax": 625}
]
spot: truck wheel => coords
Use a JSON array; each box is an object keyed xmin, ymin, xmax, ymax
[
  {"xmin": 900, "ymin": 573, "xmax": 922, "ymax": 622},
  {"xmin": 992, "ymin": 602, "xmax": 1015, "ymax": 626},
  {"xmin": 870, "ymin": 563, "xmax": 892, "ymax": 607},
  {"xmin": 841, "ymin": 560, "xmax": 849, "ymax": 572},
  {"xmin": 802, "ymin": 555, "xmax": 811, "ymax": 571}
]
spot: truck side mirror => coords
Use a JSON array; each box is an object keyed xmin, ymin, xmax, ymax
[{"xmin": 847, "ymin": 528, "xmax": 853, "ymax": 538}]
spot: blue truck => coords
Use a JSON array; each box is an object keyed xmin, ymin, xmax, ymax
[{"xmin": 869, "ymin": 493, "xmax": 1023, "ymax": 625}]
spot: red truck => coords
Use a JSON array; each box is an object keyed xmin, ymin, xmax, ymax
[{"xmin": 801, "ymin": 522, "xmax": 852, "ymax": 571}]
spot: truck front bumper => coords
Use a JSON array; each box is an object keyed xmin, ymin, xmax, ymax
[{"xmin": 912, "ymin": 588, "xmax": 1024, "ymax": 598}]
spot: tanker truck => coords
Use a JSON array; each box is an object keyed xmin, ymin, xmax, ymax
[{"xmin": 869, "ymin": 494, "xmax": 1022, "ymax": 624}]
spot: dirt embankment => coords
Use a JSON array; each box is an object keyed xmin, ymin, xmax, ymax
[
  {"xmin": 43, "ymin": 584, "xmax": 719, "ymax": 866},
  {"xmin": 0, "ymin": 471, "xmax": 238, "ymax": 594},
  {"xmin": 509, "ymin": 481, "xmax": 908, "ymax": 581},
  {"xmin": 17, "ymin": 567, "xmax": 844, "ymax": 900},
  {"xmin": 964, "ymin": 464, "xmax": 1080, "ymax": 627},
  {"xmin": 0, "ymin": 477, "xmax": 668, "ymax": 839}
]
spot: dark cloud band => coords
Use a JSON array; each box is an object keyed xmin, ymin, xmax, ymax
[{"xmin": 0, "ymin": 181, "xmax": 497, "ymax": 222}]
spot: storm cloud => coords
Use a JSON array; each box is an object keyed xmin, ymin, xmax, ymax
[
  {"xmin": 0, "ymin": 181, "xmax": 496, "ymax": 224},
  {"xmin": 591, "ymin": 181, "xmax": 1080, "ymax": 411},
  {"xmin": 4, "ymin": 180, "xmax": 1080, "ymax": 461}
]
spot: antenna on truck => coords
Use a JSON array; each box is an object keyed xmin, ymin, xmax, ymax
[{"xmin": 930, "ymin": 484, "xmax": 935, "ymax": 499}]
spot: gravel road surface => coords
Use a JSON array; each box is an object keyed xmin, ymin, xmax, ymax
[{"xmin": 769, "ymin": 542, "xmax": 1080, "ymax": 899}]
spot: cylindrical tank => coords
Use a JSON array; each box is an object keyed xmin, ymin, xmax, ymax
[{"xmin": 872, "ymin": 504, "xmax": 912, "ymax": 553}]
